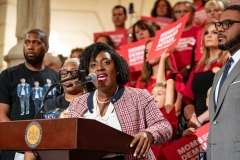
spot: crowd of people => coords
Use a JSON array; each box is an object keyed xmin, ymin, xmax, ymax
[{"xmin": 1, "ymin": 0, "xmax": 240, "ymax": 160}]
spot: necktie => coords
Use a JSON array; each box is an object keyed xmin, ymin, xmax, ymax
[{"xmin": 217, "ymin": 57, "xmax": 234, "ymax": 102}]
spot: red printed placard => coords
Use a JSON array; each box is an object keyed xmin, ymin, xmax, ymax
[
  {"xmin": 120, "ymin": 38, "xmax": 152, "ymax": 72},
  {"xmin": 146, "ymin": 13, "xmax": 189, "ymax": 61},
  {"xmin": 115, "ymin": 49, "xmax": 123, "ymax": 56},
  {"xmin": 93, "ymin": 30, "xmax": 127, "ymax": 49},
  {"xmin": 194, "ymin": 1, "xmax": 203, "ymax": 10},
  {"xmin": 195, "ymin": 29, "xmax": 203, "ymax": 61},
  {"xmin": 194, "ymin": 6, "xmax": 207, "ymax": 26},
  {"xmin": 141, "ymin": 16, "xmax": 173, "ymax": 29},
  {"xmin": 162, "ymin": 123, "xmax": 210, "ymax": 160}
]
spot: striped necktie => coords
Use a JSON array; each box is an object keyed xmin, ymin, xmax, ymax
[{"xmin": 217, "ymin": 57, "xmax": 234, "ymax": 103}]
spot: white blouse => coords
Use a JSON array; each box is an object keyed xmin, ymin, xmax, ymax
[{"xmin": 82, "ymin": 90, "xmax": 123, "ymax": 158}]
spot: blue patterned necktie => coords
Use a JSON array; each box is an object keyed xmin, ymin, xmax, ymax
[{"xmin": 217, "ymin": 57, "xmax": 234, "ymax": 102}]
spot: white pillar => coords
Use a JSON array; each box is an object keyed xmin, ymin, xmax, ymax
[{"xmin": 4, "ymin": 0, "xmax": 50, "ymax": 68}]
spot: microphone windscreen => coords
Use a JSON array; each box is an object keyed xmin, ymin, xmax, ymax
[{"xmin": 88, "ymin": 72, "xmax": 97, "ymax": 82}]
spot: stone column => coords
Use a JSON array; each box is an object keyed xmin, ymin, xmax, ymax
[{"xmin": 4, "ymin": 0, "xmax": 50, "ymax": 67}]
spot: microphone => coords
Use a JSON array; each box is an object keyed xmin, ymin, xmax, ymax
[
  {"xmin": 66, "ymin": 73, "xmax": 97, "ymax": 88},
  {"xmin": 34, "ymin": 70, "xmax": 87, "ymax": 119}
]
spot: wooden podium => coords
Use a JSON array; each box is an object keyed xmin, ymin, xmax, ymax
[{"xmin": 0, "ymin": 118, "xmax": 135, "ymax": 160}]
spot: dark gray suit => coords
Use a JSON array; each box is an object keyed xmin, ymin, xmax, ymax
[{"xmin": 207, "ymin": 58, "xmax": 240, "ymax": 160}]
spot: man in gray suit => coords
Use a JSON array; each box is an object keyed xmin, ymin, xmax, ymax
[{"xmin": 207, "ymin": 5, "xmax": 240, "ymax": 160}]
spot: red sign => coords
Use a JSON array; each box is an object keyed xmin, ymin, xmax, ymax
[
  {"xmin": 146, "ymin": 13, "xmax": 189, "ymax": 61},
  {"xmin": 195, "ymin": 29, "xmax": 203, "ymax": 61},
  {"xmin": 194, "ymin": 2, "xmax": 203, "ymax": 10},
  {"xmin": 115, "ymin": 49, "xmax": 123, "ymax": 56},
  {"xmin": 141, "ymin": 16, "xmax": 173, "ymax": 29},
  {"xmin": 94, "ymin": 30, "xmax": 127, "ymax": 49},
  {"xmin": 120, "ymin": 38, "xmax": 152, "ymax": 72},
  {"xmin": 162, "ymin": 123, "xmax": 210, "ymax": 160},
  {"xmin": 194, "ymin": 6, "xmax": 207, "ymax": 26}
]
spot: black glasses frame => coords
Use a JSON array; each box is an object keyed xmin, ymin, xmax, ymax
[
  {"xmin": 215, "ymin": 19, "xmax": 240, "ymax": 31},
  {"xmin": 59, "ymin": 69, "xmax": 78, "ymax": 78}
]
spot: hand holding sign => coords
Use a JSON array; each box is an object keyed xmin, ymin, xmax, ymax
[
  {"xmin": 183, "ymin": 128, "xmax": 196, "ymax": 137},
  {"xmin": 160, "ymin": 49, "xmax": 171, "ymax": 62},
  {"xmin": 146, "ymin": 13, "xmax": 189, "ymax": 62},
  {"xmin": 120, "ymin": 38, "xmax": 152, "ymax": 72},
  {"xmin": 162, "ymin": 123, "xmax": 209, "ymax": 160}
]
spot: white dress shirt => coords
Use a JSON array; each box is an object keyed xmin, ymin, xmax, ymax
[{"xmin": 215, "ymin": 49, "xmax": 240, "ymax": 104}]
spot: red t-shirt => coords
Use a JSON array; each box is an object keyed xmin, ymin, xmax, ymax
[
  {"xmin": 169, "ymin": 53, "xmax": 178, "ymax": 71},
  {"xmin": 124, "ymin": 71, "xmax": 142, "ymax": 87},
  {"xmin": 135, "ymin": 71, "xmax": 185, "ymax": 93},
  {"xmin": 152, "ymin": 107, "xmax": 178, "ymax": 160},
  {"xmin": 173, "ymin": 26, "xmax": 202, "ymax": 71}
]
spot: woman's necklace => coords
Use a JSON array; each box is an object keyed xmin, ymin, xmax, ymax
[
  {"xmin": 96, "ymin": 85, "xmax": 119, "ymax": 104},
  {"xmin": 204, "ymin": 58, "xmax": 218, "ymax": 72}
]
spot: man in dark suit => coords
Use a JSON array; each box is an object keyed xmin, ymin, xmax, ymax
[{"xmin": 207, "ymin": 5, "xmax": 240, "ymax": 160}]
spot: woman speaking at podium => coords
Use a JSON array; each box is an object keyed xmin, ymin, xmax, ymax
[{"xmin": 59, "ymin": 42, "xmax": 172, "ymax": 160}]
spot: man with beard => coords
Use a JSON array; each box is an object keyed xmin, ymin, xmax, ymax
[
  {"xmin": 207, "ymin": 5, "xmax": 240, "ymax": 160},
  {"xmin": 0, "ymin": 29, "xmax": 60, "ymax": 160}
]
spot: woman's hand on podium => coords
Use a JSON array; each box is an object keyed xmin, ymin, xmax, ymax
[{"xmin": 130, "ymin": 131, "xmax": 154, "ymax": 159}]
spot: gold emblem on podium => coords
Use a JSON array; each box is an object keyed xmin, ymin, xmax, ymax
[{"xmin": 25, "ymin": 121, "xmax": 42, "ymax": 148}]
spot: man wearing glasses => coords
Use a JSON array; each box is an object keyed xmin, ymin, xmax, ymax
[
  {"xmin": 207, "ymin": 5, "xmax": 240, "ymax": 160},
  {"xmin": 171, "ymin": 1, "xmax": 202, "ymax": 83}
]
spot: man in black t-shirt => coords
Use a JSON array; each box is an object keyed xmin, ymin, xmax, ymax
[{"xmin": 0, "ymin": 29, "xmax": 60, "ymax": 160}]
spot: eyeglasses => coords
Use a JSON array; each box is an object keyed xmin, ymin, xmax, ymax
[
  {"xmin": 215, "ymin": 19, "xmax": 240, "ymax": 31},
  {"xmin": 59, "ymin": 69, "xmax": 78, "ymax": 78}
]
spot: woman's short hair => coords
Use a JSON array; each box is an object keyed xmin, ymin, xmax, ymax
[
  {"xmin": 205, "ymin": 0, "xmax": 225, "ymax": 12},
  {"xmin": 172, "ymin": 1, "xmax": 196, "ymax": 22},
  {"xmin": 132, "ymin": 20, "xmax": 160, "ymax": 42},
  {"xmin": 63, "ymin": 58, "xmax": 80, "ymax": 67},
  {"xmin": 79, "ymin": 42, "xmax": 130, "ymax": 92}
]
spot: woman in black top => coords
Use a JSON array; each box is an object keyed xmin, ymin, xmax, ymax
[{"xmin": 44, "ymin": 58, "xmax": 84, "ymax": 116}]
